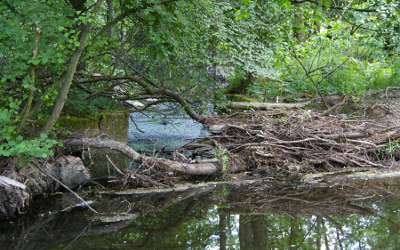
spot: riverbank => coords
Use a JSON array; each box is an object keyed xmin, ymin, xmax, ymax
[{"xmin": 2, "ymin": 100, "xmax": 400, "ymax": 220}]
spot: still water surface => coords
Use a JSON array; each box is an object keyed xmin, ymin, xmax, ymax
[{"xmin": 1, "ymin": 183, "xmax": 400, "ymax": 250}]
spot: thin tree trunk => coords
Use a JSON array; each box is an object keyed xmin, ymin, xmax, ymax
[
  {"xmin": 106, "ymin": 0, "xmax": 114, "ymax": 37},
  {"xmin": 40, "ymin": 0, "xmax": 103, "ymax": 135},
  {"xmin": 20, "ymin": 27, "xmax": 41, "ymax": 130},
  {"xmin": 251, "ymin": 215, "xmax": 268, "ymax": 250}
]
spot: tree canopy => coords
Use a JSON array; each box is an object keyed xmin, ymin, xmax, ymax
[{"xmin": 0, "ymin": 0, "xmax": 399, "ymax": 158}]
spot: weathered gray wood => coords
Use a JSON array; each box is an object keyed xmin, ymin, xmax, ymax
[
  {"xmin": 100, "ymin": 179, "xmax": 260, "ymax": 196},
  {"xmin": 302, "ymin": 169, "xmax": 400, "ymax": 186},
  {"xmin": 64, "ymin": 137, "xmax": 225, "ymax": 175},
  {"xmin": 0, "ymin": 176, "xmax": 26, "ymax": 190},
  {"xmin": 229, "ymin": 101, "xmax": 310, "ymax": 110}
]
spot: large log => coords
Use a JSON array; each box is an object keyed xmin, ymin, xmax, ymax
[
  {"xmin": 302, "ymin": 168, "xmax": 400, "ymax": 187},
  {"xmin": 64, "ymin": 137, "xmax": 227, "ymax": 175},
  {"xmin": 229, "ymin": 101, "xmax": 310, "ymax": 110}
]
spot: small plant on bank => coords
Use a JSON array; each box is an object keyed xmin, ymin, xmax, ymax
[
  {"xmin": 384, "ymin": 141, "xmax": 400, "ymax": 158},
  {"xmin": 216, "ymin": 148, "xmax": 230, "ymax": 173},
  {"xmin": 374, "ymin": 140, "xmax": 400, "ymax": 160}
]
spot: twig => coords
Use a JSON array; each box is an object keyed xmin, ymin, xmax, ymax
[
  {"xmin": 321, "ymin": 96, "xmax": 347, "ymax": 116},
  {"xmin": 106, "ymin": 154, "xmax": 125, "ymax": 176}
]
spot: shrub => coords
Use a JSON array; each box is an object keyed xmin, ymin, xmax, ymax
[{"xmin": 0, "ymin": 109, "xmax": 57, "ymax": 159}]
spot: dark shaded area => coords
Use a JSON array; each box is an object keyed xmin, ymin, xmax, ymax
[{"xmin": 2, "ymin": 182, "xmax": 400, "ymax": 250}]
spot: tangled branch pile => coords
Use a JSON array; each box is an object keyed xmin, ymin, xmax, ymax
[
  {"xmin": 199, "ymin": 110, "xmax": 400, "ymax": 177},
  {"xmin": 65, "ymin": 109, "xmax": 400, "ymax": 189}
]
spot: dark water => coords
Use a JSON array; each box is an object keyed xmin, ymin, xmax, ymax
[{"xmin": 1, "ymin": 183, "xmax": 400, "ymax": 250}]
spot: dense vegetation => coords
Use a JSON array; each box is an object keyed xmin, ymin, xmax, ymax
[{"xmin": 0, "ymin": 0, "xmax": 399, "ymax": 159}]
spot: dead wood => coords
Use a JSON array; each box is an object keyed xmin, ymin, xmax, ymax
[
  {"xmin": 321, "ymin": 96, "xmax": 348, "ymax": 116},
  {"xmin": 229, "ymin": 101, "xmax": 310, "ymax": 110},
  {"xmin": 64, "ymin": 137, "xmax": 240, "ymax": 176},
  {"xmin": 203, "ymin": 110, "xmax": 400, "ymax": 179},
  {"xmin": 302, "ymin": 169, "xmax": 400, "ymax": 186}
]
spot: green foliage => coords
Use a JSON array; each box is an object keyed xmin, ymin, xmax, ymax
[
  {"xmin": 1, "ymin": 0, "xmax": 400, "ymax": 161},
  {"xmin": 216, "ymin": 148, "xmax": 230, "ymax": 173},
  {"xmin": 385, "ymin": 141, "xmax": 400, "ymax": 157},
  {"xmin": 0, "ymin": 109, "xmax": 57, "ymax": 159},
  {"xmin": 64, "ymin": 88, "xmax": 121, "ymax": 117},
  {"xmin": 375, "ymin": 140, "xmax": 400, "ymax": 159},
  {"xmin": 250, "ymin": 14, "xmax": 400, "ymax": 101}
]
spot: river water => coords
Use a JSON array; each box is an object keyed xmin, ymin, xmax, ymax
[{"xmin": 1, "ymin": 182, "xmax": 400, "ymax": 250}]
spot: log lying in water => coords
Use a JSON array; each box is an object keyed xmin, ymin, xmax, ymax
[
  {"xmin": 64, "ymin": 137, "xmax": 236, "ymax": 175},
  {"xmin": 302, "ymin": 168, "xmax": 400, "ymax": 187},
  {"xmin": 229, "ymin": 101, "xmax": 310, "ymax": 110}
]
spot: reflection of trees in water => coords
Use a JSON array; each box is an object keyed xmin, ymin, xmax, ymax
[
  {"xmin": 231, "ymin": 202, "xmax": 400, "ymax": 250},
  {"xmin": 239, "ymin": 215, "xmax": 268, "ymax": 250},
  {"xmin": 3, "ymin": 188, "xmax": 400, "ymax": 250}
]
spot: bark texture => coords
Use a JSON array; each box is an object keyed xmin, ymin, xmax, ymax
[
  {"xmin": 229, "ymin": 101, "xmax": 310, "ymax": 110},
  {"xmin": 0, "ymin": 156, "xmax": 90, "ymax": 219},
  {"xmin": 64, "ymin": 137, "xmax": 228, "ymax": 175},
  {"xmin": 41, "ymin": 0, "xmax": 103, "ymax": 134}
]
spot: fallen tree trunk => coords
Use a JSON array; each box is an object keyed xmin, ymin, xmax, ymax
[
  {"xmin": 64, "ymin": 137, "xmax": 240, "ymax": 175},
  {"xmin": 302, "ymin": 169, "xmax": 400, "ymax": 187},
  {"xmin": 229, "ymin": 101, "xmax": 310, "ymax": 110}
]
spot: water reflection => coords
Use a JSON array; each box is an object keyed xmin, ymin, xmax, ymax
[{"xmin": 1, "ymin": 185, "xmax": 400, "ymax": 250}]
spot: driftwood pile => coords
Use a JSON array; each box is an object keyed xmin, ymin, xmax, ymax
[
  {"xmin": 64, "ymin": 109, "xmax": 400, "ymax": 188},
  {"xmin": 185, "ymin": 110, "xmax": 400, "ymax": 177}
]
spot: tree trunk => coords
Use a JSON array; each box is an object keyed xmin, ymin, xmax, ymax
[
  {"xmin": 106, "ymin": 0, "xmax": 114, "ymax": 37},
  {"xmin": 40, "ymin": 0, "xmax": 103, "ymax": 134},
  {"xmin": 229, "ymin": 101, "xmax": 310, "ymax": 110}
]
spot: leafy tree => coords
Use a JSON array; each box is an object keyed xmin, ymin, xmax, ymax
[{"xmin": 0, "ymin": 0, "xmax": 399, "ymax": 160}]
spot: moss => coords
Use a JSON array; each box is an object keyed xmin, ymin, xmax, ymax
[
  {"xmin": 100, "ymin": 111, "xmax": 129, "ymax": 143},
  {"xmin": 58, "ymin": 111, "xmax": 129, "ymax": 142},
  {"xmin": 58, "ymin": 116, "xmax": 99, "ymax": 130}
]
